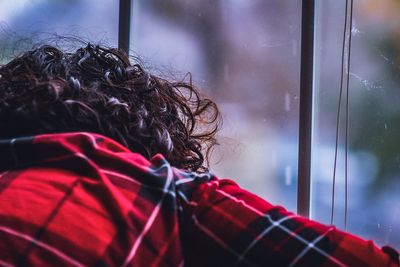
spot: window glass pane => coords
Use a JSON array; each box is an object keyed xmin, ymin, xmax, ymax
[
  {"xmin": 132, "ymin": 0, "xmax": 301, "ymax": 210},
  {"xmin": 0, "ymin": 0, "xmax": 118, "ymax": 59},
  {"xmin": 312, "ymin": 0, "xmax": 400, "ymax": 249}
]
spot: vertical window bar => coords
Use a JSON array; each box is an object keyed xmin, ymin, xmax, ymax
[
  {"xmin": 118, "ymin": 0, "xmax": 132, "ymax": 53},
  {"xmin": 297, "ymin": 0, "xmax": 315, "ymax": 218}
]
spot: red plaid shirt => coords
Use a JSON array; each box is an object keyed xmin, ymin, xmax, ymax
[{"xmin": 0, "ymin": 132, "xmax": 398, "ymax": 267}]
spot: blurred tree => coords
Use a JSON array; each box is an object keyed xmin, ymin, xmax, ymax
[{"xmin": 349, "ymin": 0, "xmax": 400, "ymax": 189}]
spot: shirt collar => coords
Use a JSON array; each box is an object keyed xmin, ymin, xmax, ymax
[{"xmin": 0, "ymin": 132, "xmax": 130, "ymax": 171}]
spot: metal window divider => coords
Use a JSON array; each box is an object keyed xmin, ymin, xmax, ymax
[{"xmin": 297, "ymin": 0, "xmax": 315, "ymax": 218}]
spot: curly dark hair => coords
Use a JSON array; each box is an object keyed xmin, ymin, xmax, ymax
[{"xmin": 0, "ymin": 44, "xmax": 221, "ymax": 172}]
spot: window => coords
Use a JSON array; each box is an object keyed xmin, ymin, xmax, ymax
[
  {"xmin": 0, "ymin": 0, "xmax": 398, "ymax": 250},
  {"xmin": 0, "ymin": 0, "xmax": 119, "ymax": 61},
  {"xmin": 312, "ymin": 0, "xmax": 400, "ymax": 248},
  {"xmin": 131, "ymin": 0, "xmax": 301, "ymax": 211}
]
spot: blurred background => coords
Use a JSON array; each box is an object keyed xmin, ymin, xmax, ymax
[{"xmin": 0, "ymin": 0, "xmax": 398, "ymax": 249}]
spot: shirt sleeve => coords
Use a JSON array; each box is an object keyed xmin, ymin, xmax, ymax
[{"xmin": 177, "ymin": 177, "xmax": 399, "ymax": 267}]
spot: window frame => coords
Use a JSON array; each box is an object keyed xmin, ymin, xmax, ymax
[
  {"xmin": 297, "ymin": 0, "xmax": 314, "ymax": 218},
  {"xmin": 118, "ymin": 0, "xmax": 132, "ymax": 53}
]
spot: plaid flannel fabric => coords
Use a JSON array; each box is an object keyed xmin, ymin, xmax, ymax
[{"xmin": 0, "ymin": 132, "xmax": 398, "ymax": 267}]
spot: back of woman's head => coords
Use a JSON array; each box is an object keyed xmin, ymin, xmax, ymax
[{"xmin": 0, "ymin": 43, "xmax": 220, "ymax": 172}]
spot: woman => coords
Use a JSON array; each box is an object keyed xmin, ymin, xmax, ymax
[{"xmin": 0, "ymin": 43, "xmax": 397, "ymax": 266}]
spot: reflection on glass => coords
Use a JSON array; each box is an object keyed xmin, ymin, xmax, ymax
[
  {"xmin": 312, "ymin": 0, "xmax": 400, "ymax": 249},
  {"xmin": 131, "ymin": 0, "xmax": 301, "ymax": 211}
]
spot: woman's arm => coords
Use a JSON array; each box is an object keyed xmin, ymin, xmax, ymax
[{"xmin": 178, "ymin": 177, "xmax": 399, "ymax": 267}]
